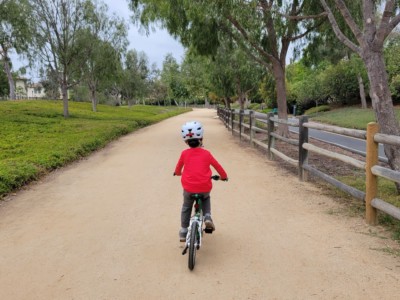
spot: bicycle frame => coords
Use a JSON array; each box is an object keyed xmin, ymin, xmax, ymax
[
  {"xmin": 182, "ymin": 195, "xmax": 204, "ymax": 254},
  {"xmin": 177, "ymin": 175, "xmax": 226, "ymax": 270},
  {"xmin": 189, "ymin": 197, "xmax": 203, "ymax": 247}
]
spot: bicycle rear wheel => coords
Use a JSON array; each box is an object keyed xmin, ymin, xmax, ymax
[{"xmin": 188, "ymin": 222, "xmax": 198, "ymax": 270}]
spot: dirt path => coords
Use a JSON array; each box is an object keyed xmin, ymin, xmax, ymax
[{"xmin": 0, "ymin": 109, "xmax": 399, "ymax": 299}]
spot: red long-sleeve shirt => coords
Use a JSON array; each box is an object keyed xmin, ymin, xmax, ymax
[{"xmin": 174, "ymin": 147, "xmax": 227, "ymax": 193}]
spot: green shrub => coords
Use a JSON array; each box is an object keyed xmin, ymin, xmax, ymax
[
  {"xmin": 231, "ymin": 103, "xmax": 240, "ymax": 109},
  {"xmin": 0, "ymin": 100, "xmax": 189, "ymax": 197},
  {"xmin": 304, "ymin": 105, "xmax": 330, "ymax": 115},
  {"xmin": 261, "ymin": 108, "xmax": 273, "ymax": 114},
  {"xmin": 247, "ymin": 103, "xmax": 261, "ymax": 110}
]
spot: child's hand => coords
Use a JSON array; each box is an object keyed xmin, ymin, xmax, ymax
[{"xmin": 211, "ymin": 175, "xmax": 228, "ymax": 181}]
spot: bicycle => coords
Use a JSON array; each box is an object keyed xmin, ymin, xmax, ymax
[{"xmin": 182, "ymin": 175, "xmax": 226, "ymax": 270}]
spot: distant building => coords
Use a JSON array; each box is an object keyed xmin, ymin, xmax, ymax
[
  {"xmin": 15, "ymin": 77, "xmax": 28, "ymax": 99},
  {"xmin": 14, "ymin": 77, "xmax": 64, "ymax": 99},
  {"xmin": 27, "ymin": 82, "xmax": 46, "ymax": 99}
]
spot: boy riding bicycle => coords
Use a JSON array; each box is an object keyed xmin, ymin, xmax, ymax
[{"xmin": 174, "ymin": 121, "xmax": 228, "ymax": 242}]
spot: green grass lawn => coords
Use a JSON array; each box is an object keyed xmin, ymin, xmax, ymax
[
  {"xmin": 309, "ymin": 106, "xmax": 400, "ymax": 239},
  {"xmin": 325, "ymin": 174, "xmax": 400, "ymax": 241},
  {"xmin": 310, "ymin": 106, "xmax": 400, "ymax": 129},
  {"xmin": 309, "ymin": 106, "xmax": 400, "ymax": 206},
  {"xmin": 0, "ymin": 100, "xmax": 189, "ymax": 197}
]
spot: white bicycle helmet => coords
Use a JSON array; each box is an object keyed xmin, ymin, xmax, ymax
[{"xmin": 181, "ymin": 121, "xmax": 204, "ymax": 141}]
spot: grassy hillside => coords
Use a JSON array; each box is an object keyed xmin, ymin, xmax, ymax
[
  {"xmin": 310, "ymin": 106, "xmax": 400, "ymax": 129},
  {"xmin": 0, "ymin": 100, "xmax": 189, "ymax": 197},
  {"xmin": 309, "ymin": 106, "xmax": 400, "ymax": 237}
]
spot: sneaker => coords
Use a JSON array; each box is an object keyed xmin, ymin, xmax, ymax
[
  {"xmin": 204, "ymin": 215, "xmax": 215, "ymax": 232},
  {"xmin": 179, "ymin": 228, "xmax": 188, "ymax": 242}
]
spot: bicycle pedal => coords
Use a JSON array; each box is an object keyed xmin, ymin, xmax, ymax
[{"xmin": 204, "ymin": 228, "xmax": 213, "ymax": 234}]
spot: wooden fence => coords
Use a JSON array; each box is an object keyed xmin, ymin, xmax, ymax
[{"xmin": 217, "ymin": 107, "xmax": 400, "ymax": 225}]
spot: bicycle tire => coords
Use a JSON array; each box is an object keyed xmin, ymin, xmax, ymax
[{"xmin": 188, "ymin": 222, "xmax": 198, "ymax": 270}]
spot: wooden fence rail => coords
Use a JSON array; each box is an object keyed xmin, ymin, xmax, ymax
[{"xmin": 217, "ymin": 107, "xmax": 400, "ymax": 225}]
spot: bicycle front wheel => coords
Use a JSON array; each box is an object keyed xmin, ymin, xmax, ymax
[{"xmin": 188, "ymin": 222, "xmax": 198, "ymax": 270}]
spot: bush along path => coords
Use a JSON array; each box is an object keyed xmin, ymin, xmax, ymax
[{"xmin": 0, "ymin": 100, "xmax": 189, "ymax": 197}]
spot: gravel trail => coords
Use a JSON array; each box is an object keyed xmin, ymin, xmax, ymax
[{"xmin": 0, "ymin": 108, "xmax": 399, "ymax": 299}]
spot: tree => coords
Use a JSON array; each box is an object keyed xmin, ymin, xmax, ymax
[
  {"xmin": 322, "ymin": 57, "xmax": 366, "ymax": 105},
  {"xmin": 130, "ymin": 0, "xmax": 326, "ymax": 135},
  {"xmin": 82, "ymin": 39, "xmax": 123, "ymax": 110},
  {"xmin": 147, "ymin": 77, "xmax": 168, "ymax": 105},
  {"xmin": 384, "ymin": 32, "xmax": 400, "ymax": 102},
  {"xmin": 230, "ymin": 46, "xmax": 265, "ymax": 110},
  {"xmin": 160, "ymin": 53, "xmax": 185, "ymax": 105},
  {"xmin": 41, "ymin": 68, "xmax": 60, "ymax": 99},
  {"xmin": 77, "ymin": 1, "xmax": 128, "ymax": 112},
  {"xmin": 320, "ymin": 0, "xmax": 400, "ymax": 192},
  {"xmin": 121, "ymin": 49, "xmax": 150, "ymax": 105},
  {"xmin": 259, "ymin": 72, "xmax": 277, "ymax": 109},
  {"xmin": 0, "ymin": 0, "xmax": 34, "ymax": 99},
  {"xmin": 180, "ymin": 51, "xmax": 212, "ymax": 105},
  {"xmin": 207, "ymin": 44, "xmax": 235, "ymax": 109},
  {"xmin": 0, "ymin": 64, "xmax": 9, "ymax": 97},
  {"xmin": 204, "ymin": 40, "xmax": 265, "ymax": 110},
  {"xmin": 31, "ymin": 0, "xmax": 94, "ymax": 117},
  {"xmin": 303, "ymin": 32, "xmax": 369, "ymax": 108},
  {"xmin": 286, "ymin": 60, "xmax": 325, "ymax": 112}
]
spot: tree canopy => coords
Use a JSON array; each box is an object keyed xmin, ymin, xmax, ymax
[
  {"xmin": 130, "ymin": 0, "xmax": 327, "ymax": 134},
  {"xmin": 0, "ymin": 0, "xmax": 34, "ymax": 99}
]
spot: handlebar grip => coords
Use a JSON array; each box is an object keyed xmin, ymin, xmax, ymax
[{"xmin": 211, "ymin": 175, "xmax": 220, "ymax": 180}]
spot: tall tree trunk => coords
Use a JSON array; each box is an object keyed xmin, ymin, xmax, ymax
[
  {"xmin": 363, "ymin": 50, "xmax": 400, "ymax": 192},
  {"xmin": 357, "ymin": 73, "xmax": 367, "ymax": 109},
  {"xmin": 91, "ymin": 88, "xmax": 97, "ymax": 112},
  {"xmin": 236, "ymin": 76, "xmax": 245, "ymax": 110},
  {"xmin": 115, "ymin": 89, "xmax": 122, "ymax": 106},
  {"xmin": 369, "ymin": 89, "xmax": 376, "ymax": 110},
  {"xmin": 61, "ymin": 75, "xmax": 69, "ymax": 118},
  {"xmin": 225, "ymin": 97, "xmax": 231, "ymax": 109},
  {"xmin": 89, "ymin": 80, "xmax": 97, "ymax": 112},
  {"xmin": 272, "ymin": 61, "xmax": 289, "ymax": 137},
  {"xmin": 3, "ymin": 55, "xmax": 15, "ymax": 100}
]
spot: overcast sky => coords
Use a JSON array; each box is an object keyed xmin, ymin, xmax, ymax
[
  {"xmin": 11, "ymin": 0, "xmax": 185, "ymax": 81},
  {"xmin": 104, "ymin": 0, "xmax": 185, "ymax": 67}
]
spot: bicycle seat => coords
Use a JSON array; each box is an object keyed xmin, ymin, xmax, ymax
[{"xmin": 190, "ymin": 194, "xmax": 204, "ymax": 201}]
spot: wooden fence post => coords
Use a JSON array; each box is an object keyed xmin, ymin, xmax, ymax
[
  {"xmin": 267, "ymin": 112, "xmax": 274, "ymax": 159},
  {"xmin": 249, "ymin": 110, "xmax": 255, "ymax": 146},
  {"xmin": 299, "ymin": 116, "xmax": 309, "ymax": 181},
  {"xmin": 231, "ymin": 109, "xmax": 235, "ymax": 134},
  {"xmin": 239, "ymin": 109, "xmax": 244, "ymax": 140},
  {"xmin": 365, "ymin": 122, "xmax": 379, "ymax": 225}
]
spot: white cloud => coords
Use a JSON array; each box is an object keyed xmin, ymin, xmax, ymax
[
  {"xmin": 104, "ymin": 0, "xmax": 185, "ymax": 68},
  {"xmin": 10, "ymin": 0, "xmax": 185, "ymax": 79},
  {"xmin": 127, "ymin": 27, "xmax": 185, "ymax": 67}
]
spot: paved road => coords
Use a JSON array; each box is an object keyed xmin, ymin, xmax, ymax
[{"xmin": 289, "ymin": 118, "xmax": 387, "ymax": 162}]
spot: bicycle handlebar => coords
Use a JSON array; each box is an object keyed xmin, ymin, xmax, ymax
[
  {"xmin": 173, "ymin": 173, "xmax": 228, "ymax": 181},
  {"xmin": 211, "ymin": 175, "xmax": 228, "ymax": 182}
]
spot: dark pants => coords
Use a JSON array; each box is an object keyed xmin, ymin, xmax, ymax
[{"xmin": 180, "ymin": 190, "xmax": 211, "ymax": 228}]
